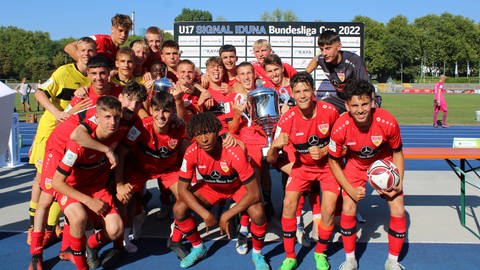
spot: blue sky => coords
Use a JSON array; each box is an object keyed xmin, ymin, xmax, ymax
[{"xmin": 1, "ymin": 0, "xmax": 479, "ymax": 40}]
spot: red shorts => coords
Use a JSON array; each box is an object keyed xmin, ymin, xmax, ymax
[
  {"xmin": 192, "ymin": 183, "xmax": 247, "ymax": 206},
  {"xmin": 40, "ymin": 148, "xmax": 62, "ymax": 196},
  {"xmin": 286, "ymin": 164, "xmax": 340, "ymax": 195},
  {"xmin": 127, "ymin": 169, "xmax": 179, "ymax": 192},
  {"xmin": 56, "ymin": 188, "xmax": 118, "ymax": 221}
]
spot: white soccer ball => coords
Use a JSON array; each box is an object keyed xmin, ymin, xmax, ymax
[{"xmin": 367, "ymin": 159, "xmax": 400, "ymax": 192}]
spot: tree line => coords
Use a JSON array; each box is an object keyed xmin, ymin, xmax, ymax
[{"xmin": 1, "ymin": 11, "xmax": 478, "ymax": 83}]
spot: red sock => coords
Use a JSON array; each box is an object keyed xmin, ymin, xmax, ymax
[
  {"xmin": 175, "ymin": 217, "xmax": 201, "ymax": 246},
  {"xmin": 315, "ymin": 219, "xmax": 334, "ymax": 254},
  {"xmin": 340, "ymin": 214, "xmax": 357, "ymax": 254},
  {"xmin": 70, "ymin": 235, "xmax": 88, "ymax": 270},
  {"xmin": 250, "ymin": 222, "xmax": 267, "ymax": 251},
  {"xmin": 309, "ymin": 193, "xmax": 321, "ymax": 216},
  {"xmin": 281, "ymin": 217, "xmax": 297, "ymax": 259},
  {"xmin": 30, "ymin": 231, "xmax": 44, "ymax": 255},
  {"xmin": 87, "ymin": 230, "xmax": 110, "ymax": 249},
  {"xmin": 296, "ymin": 196, "xmax": 305, "ymax": 217},
  {"xmin": 171, "ymin": 220, "xmax": 183, "ymax": 243},
  {"xmin": 240, "ymin": 211, "xmax": 250, "ymax": 227},
  {"xmin": 388, "ymin": 215, "xmax": 406, "ymax": 256},
  {"xmin": 60, "ymin": 224, "xmax": 71, "ymax": 252}
]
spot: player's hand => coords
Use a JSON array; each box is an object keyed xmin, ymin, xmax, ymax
[
  {"xmin": 348, "ymin": 186, "xmax": 366, "ymax": 202},
  {"xmin": 271, "ymin": 133, "xmax": 289, "ymax": 150},
  {"xmin": 280, "ymin": 104, "xmax": 290, "ymax": 115},
  {"xmin": 69, "ymin": 99, "xmax": 93, "ymax": 114},
  {"xmin": 144, "ymin": 79, "xmax": 154, "ymax": 91},
  {"xmin": 308, "ymin": 146, "xmax": 324, "ymax": 160},
  {"xmin": 434, "ymin": 100, "xmax": 440, "ymax": 108},
  {"xmin": 54, "ymin": 111, "xmax": 71, "ymax": 123},
  {"xmin": 222, "ymin": 132, "xmax": 237, "ymax": 148},
  {"xmin": 74, "ymin": 86, "xmax": 89, "ymax": 99},
  {"xmin": 143, "ymin": 72, "xmax": 153, "ymax": 83},
  {"xmin": 116, "ymin": 183, "xmax": 133, "ymax": 204},
  {"xmin": 171, "ymin": 82, "xmax": 184, "ymax": 101},
  {"xmin": 200, "ymin": 74, "xmax": 210, "ymax": 89},
  {"xmin": 378, "ymin": 184, "xmax": 403, "ymax": 199},
  {"xmin": 105, "ymin": 148, "xmax": 118, "ymax": 169},
  {"xmin": 86, "ymin": 197, "xmax": 109, "ymax": 216},
  {"xmin": 203, "ymin": 212, "xmax": 218, "ymax": 234},
  {"xmin": 219, "ymin": 213, "xmax": 232, "ymax": 239}
]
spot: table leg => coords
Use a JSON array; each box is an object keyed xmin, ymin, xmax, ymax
[{"xmin": 460, "ymin": 159, "xmax": 466, "ymax": 226}]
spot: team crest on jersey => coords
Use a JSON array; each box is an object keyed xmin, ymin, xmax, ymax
[
  {"xmin": 45, "ymin": 178, "xmax": 52, "ymax": 190},
  {"xmin": 168, "ymin": 138, "xmax": 178, "ymax": 149},
  {"xmin": 220, "ymin": 161, "xmax": 229, "ymax": 173},
  {"xmin": 318, "ymin": 123, "xmax": 329, "ymax": 135},
  {"xmin": 371, "ymin": 136, "xmax": 383, "ymax": 146},
  {"xmin": 337, "ymin": 72, "xmax": 345, "ymax": 82},
  {"xmin": 60, "ymin": 195, "xmax": 68, "ymax": 206}
]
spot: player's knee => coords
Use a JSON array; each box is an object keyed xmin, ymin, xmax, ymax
[
  {"xmin": 248, "ymin": 202, "xmax": 266, "ymax": 225},
  {"xmin": 173, "ymin": 201, "xmax": 188, "ymax": 220},
  {"xmin": 105, "ymin": 216, "xmax": 124, "ymax": 240},
  {"xmin": 282, "ymin": 196, "xmax": 298, "ymax": 217},
  {"xmin": 341, "ymin": 201, "xmax": 357, "ymax": 216}
]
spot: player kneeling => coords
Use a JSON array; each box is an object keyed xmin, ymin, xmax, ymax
[
  {"xmin": 50, "ymin": 97, "xmax": 124, "ymax": 270},
  {"xmin": 171, "ymin": 112, "xmax": 269, "ymax": 269}
]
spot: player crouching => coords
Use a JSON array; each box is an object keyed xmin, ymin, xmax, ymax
[
  {"xmin": 49, "ymin": 97, "xmax": 124, "ymax": 270},
  {"xmin": 171, "ymin": 112, "xmax": 269, "ymax": 269}
]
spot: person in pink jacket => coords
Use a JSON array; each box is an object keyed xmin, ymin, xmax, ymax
[{"xmin": 433, "ymin": 75, "xmax": 448, "ymax": 128}]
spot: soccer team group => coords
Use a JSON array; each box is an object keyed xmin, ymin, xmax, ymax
[{"xmin": 26, "ymin": 14, "xmax": 407, "ymax": 270}]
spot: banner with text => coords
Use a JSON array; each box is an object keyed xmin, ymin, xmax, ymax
[{"xmin": 174, "ymin": 21, "xmax": 364, "ymax": 91}]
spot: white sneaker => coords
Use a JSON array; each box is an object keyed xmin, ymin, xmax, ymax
[
  {"xmin": 235, "ymin": 233, "xmax": 248, "ymax": 255},
  {"xmin": 338, "ymin": 258, "xmax": 358, "ymax": 270},
  {"xmin": 296, "ymin": 228, "xmax": 311, "ymax": 247},
  {"xmin": 384, "ymin": 259, "xmax": 405, "ymax": 270}
]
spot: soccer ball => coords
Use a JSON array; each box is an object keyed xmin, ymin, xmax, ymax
[{"xmin": 367, "ymin": 159, "xmax": 400, "ymax": 192}]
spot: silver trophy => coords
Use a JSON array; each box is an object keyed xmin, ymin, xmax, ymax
[
  {"xmin": 247, "ymin": 86, "xmax": 280, "ymax": 157},
  {"xmin": 153, "ymin": 77, "xmax": 172, "ymax": 93},
  {"xmin": 153, "ymin": 65, "xmax": 172, "ymax": 92}
]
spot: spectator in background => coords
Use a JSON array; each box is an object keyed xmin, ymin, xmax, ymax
[
  {"xmin": 433, "ymin": 75, "xmax": 449, "ymax": 128},
  {"xmin": 35, "ymin": 80, "xmax": 43, "ymax": 111},
  {"xmin": 15, "ymin": 77, "xmax": 32, "ymax": 112}
]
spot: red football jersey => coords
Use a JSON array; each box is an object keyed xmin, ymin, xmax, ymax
[
  {"xmin": 207, "ymin": 87, "xmax": 236, "ymax": 133},
  {"xmin": 130, "ymin": 116, "xmax": 186, "ymax": 175},
  {"xmin": 275, "ymin": 101, "xmax": 338, "ymax": 167},
  {"xmin": 179, "ymin": 142, "xmax": 255, "ymax": 193},
  {"xmin": 56, "ymin": 133, "xmax": 122, "ymax": 191},
  {"xmin": 328, "ymin": 108, "xmax": 403, "ymax": 171},
  {"xmin": 252, "ymin": 61, "xmax": 297, "ymax": 85},
  {"xmin": 91, "ymin": 34, "xmax": 117, "ymax": 62}
]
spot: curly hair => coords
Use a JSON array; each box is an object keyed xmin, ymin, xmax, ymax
[{"xmin": 186, "ymin": 112, "xmax": 222, "ymax": 138}]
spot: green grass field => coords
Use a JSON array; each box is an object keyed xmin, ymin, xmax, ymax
[
  {"xmin": 381, "ymin": 93, "xmax": 480, "ymax": 125},
  {"xmin": 13, "ymin": 93, "xmax": 480, "ymax": 125}
]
